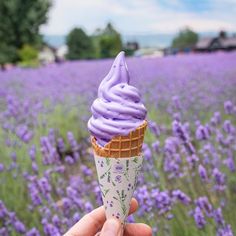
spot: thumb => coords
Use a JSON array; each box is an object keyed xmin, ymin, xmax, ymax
[{"xmin": 100, "ymin": 218, "xmax": 122, "ymax": 236}]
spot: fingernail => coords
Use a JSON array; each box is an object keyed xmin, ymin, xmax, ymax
[{"xmin": 105, "ymin": 218, "xmax": 121, "ymax": 235}]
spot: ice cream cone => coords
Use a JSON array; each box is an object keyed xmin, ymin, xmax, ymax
[
  {"xmin": 92, "ymin": 121, "xmax": 147, "ymax": 223},
  {"xmin": 91, "ymin": 120, "xmax": 147, "ymax": 158}
]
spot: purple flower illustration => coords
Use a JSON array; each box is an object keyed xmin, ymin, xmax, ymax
[
  {"xmin": 112, "ymin": 212, "xmax": 121, "ymax": 219},
  {"xmin": 115, "ymin": 175, "xmax": 122, "ymax": 183},
  {"xmin": 113, "ymin": 163, "xmax": 124, "ymax": 174},
  {"xmin": 127, "ymin": 183, "xmax": 132, "ymax": 191}
]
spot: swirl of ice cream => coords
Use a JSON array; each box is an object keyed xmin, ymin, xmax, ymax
[{"xmin": 88, "ymin": 51, "xmax": 147, "ymax": 146}]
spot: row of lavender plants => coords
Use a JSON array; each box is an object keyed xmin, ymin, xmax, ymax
[{"xmin": 0, "ymin": 52, "xmax": 236, "ymax": 235}]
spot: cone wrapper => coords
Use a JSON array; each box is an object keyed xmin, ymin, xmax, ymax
[{"xmin": 94, "ymin": 154, "xmax": 143, "ymax": 223}]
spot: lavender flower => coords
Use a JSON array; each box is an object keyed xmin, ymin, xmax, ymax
[
  {"xmin": 198, "ymin": 164, "xmax": 208, "ymax": 182},
  {"xmin": 14, "ymin": 220, "xmax": 26, "ymax": 233},
  {"xmin": 0, "ymin": 163, "xmax": 4, "ymax": 172},
  {"xmin": 65, "ymin": 155, "xmax": 74, "ymax": 165},
  {"xmin": 152, "ymin": 140, "xmax": 160, "ymax": 153},
  {"xmin": 186, "ymin": 154, "xmax": 199, "ymax": 167},
  {"xmin": 38, "ymin": 177, "xmax": 52, "ymax": 198},
  {"xmin": 172, "ymin": 120, "xmax": 187, "ymax": 142},
  {"xmin": 214, "ymin": 111, "xmax": 222, "ymax": 124},
  {"xmin": 224, "ymin": 100, "xmax": 233, "ymax": 114},
  {"xmin": 173, "ymin": 112, "xmax": 181, "ymax": 121},
  {"xmin": 67, "ymin": 132, "xmax": 78, "ymax": 152},
  {"xmin": 196, "ymin": 125, "xmax": 210, "ymax": 140},
  {"xmin": 172, "ymin": 189, "xmax": 191, "ymax": 205},
  {"xmin": 143, "ymin": 144, "xmax": 152, "ymax": 162},
  {"xmin": 57, "ymin": 138, "xmax": 65, "ymax": 153},
  {"xmin": 0, "ymin": 227, "xmax": 8, "ymax": 236},
  {"xmin": 73, "ymin": 212, "xmax": 80, "ymax": 223},
  {"xmin": 84, "ymin": 201, "xmax": 93, "ymax": 212},
  {"xmin": 81, "ymin": 165, "xmax": 92, "ymax": 176},
  {"xmin": 29, "ymin": 145, "xmax": 36, "ymax": 161},
  {"xmin": 52, "ymin": 215, "xmax": 61, "ymax": 228},
  {"xmin": 212, "ymin": 168, "xmax": 226, "ymax": 191},
  {"xmin": 28, "ymin": 182, "xmax": 42, "ymax": 206},
  {"xmin": 149, "ymin": 121, "xmax": 160, "ymax": 137},
  {"xmin": 26, "ymin": 228, "xmax": 40, "ymax": 236},
  {"xmin": 0, "ymin": 201, "xmax": 8, "ymax": 219},
  {"xmin": 195, "ymin": 196, "xmax": 212, "ymax": 217},
  {"xmin": 164, "ymin": 137, "xmax": 179, "ymax": 154},
  {"xmin": 152, "ymin": 189, "xmax": 172, "ymax": 215},
  {"xmin": 213, "ymin": 208, "xmax": 225, "ymax": 225},
  {"xmin": 135, "ymin": 185, "xmax": 152, "ymax": 213},
  {"xmin": 42, "ymin": 221, "xmax": 60, "ymax": 236},
  {"xmin": 31, "ymin": 162, "xmax": 39, "ymax": 173},
  {"xmin": 217, "ymin": 225, "xmax": 234, "ymax": 236},
  {"xmin": 223, "ymin": 120, "xmax": 234, "ymax": 134},
  {"xmin": 193, "ymin": 207, "xmax": 206, "ymax": 229},
  {"xmin": 11, "ymin": 152, "xmax": 17, "ymax": 162},
  {"xmin": 172, "ymin": 96, "xmax": 181, "ymax": 110},
  {"xmin": 172, "ymin": 120, "xmax": 195, "ymax": 154},
  {"xmin": 224, "ymin": 155, "xmax": 235, "ymax": 172}
]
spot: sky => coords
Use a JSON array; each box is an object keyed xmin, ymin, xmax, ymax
[{"xmin": 41, "ymin": 0, "xmax": 236, "ymax": 35}]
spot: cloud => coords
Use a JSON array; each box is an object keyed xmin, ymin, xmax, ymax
[{"xmin": 40, "ymin": 0, "xmax": 236, "ymax": 35}]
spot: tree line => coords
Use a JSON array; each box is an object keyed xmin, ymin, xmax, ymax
[
  {"xmin": 66, "ymin": 23, "xmax": 122, "ymax": 60},
  {"xmin": 0, "ymin": 0, "xmax": 199, "ymax": 66},
  {"xmin": 0, "ymin": 0, "xmax": 123, "ymax": 65}
]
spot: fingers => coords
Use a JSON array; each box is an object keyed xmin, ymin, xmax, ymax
[
  {"xmin": 128, "ymin": 198, "xmax": 138, "ymax": 215},
  {"xmin": 64, "ymin": 198, "xmax": 138, "ymax": 236},
  {"xmin": 64, "ymin": 206, "xmax": 105, "ymax": 236},
  {"xmin": 124, "ymin": 223, "xmax": 152, "ymax": 236},
  {"xmin": 100, "ymin": 218, "xmax": 122, "ymax": 236}
]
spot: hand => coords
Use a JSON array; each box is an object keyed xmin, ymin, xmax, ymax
[{"xmin": 64, "ymin": 198, "xmax": 152, "ymax": 236}]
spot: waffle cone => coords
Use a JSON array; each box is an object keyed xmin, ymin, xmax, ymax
[{"xmin": 91, "ymin": 120, "xmax": 147, "ymax": 158}]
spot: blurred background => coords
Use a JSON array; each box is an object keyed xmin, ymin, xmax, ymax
[
  {"xmin": 1, "ymin": 0, "xmax": 236, "ymax": 67},
  {"xmin": 0, "ymin": 1, "xmax": 236, "ymax": 236}
]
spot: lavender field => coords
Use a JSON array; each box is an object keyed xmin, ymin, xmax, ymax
[{"xmin": 0, "ymin": 52, "xmax": 236, "ymax": 236}]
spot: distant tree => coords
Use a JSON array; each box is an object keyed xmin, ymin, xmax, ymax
[
  {"xmin": 123, "ymin": 42, "xmax": 139, "ymax": 56},
  {"xmin": 66, "ymin": 28, "xmax": 94, "ymax": 60},
  {"xmin": 0, "ymin": 43, "xmax": 17, "ymax": 67},
  {"xmin": 98, "ymin": 23, "xmax": 122, "ymax": 58},
  {"xmin": 219, "ymin": 30, "xmax": 227, "ymax": 39},
  {"xmin": 172, "ymin": 28, "xmax": 198, "ymax": 50},
  {"xmin": 0, "ymin": 0, "xmax": 52, "ymax": 63}
]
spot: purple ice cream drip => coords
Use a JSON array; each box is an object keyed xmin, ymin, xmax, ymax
[{"xmin": 87, "ymin": 51, "xmax": 147, "ymax": 146}]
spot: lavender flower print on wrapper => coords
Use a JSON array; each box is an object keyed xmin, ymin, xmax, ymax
[
  {"xmin": 94, "ymin": 155, "xmax": 143, "ymax": 223},
  {"xmin": 115, "ymin": 175, "xmax": 122, "ymax": 183},
  {"xmin": 113, "ymin": 163, "xmax": 124, "ymax": 174}
]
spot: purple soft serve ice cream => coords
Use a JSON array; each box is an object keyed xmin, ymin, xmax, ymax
[{"xmin": 88, "ymin": 51, "xmax": 147, "ymax": 146}]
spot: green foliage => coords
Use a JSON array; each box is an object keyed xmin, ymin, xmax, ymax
[
  {"xmin": 0, "ymin": 0, "xmax": 52, "ymax": 63},
  {"xmin": 66, "ymin": 28, "xmax": 95, "ymax": 60},
  {"xmin": 18, "ymin": 45, "xmax": 39, "ymax": 67},
  {"xmin": 0, "ymin": 43, "xmax": 17, "ymax": 65},
  {"xmin": 98, "ymin": 23, "xmax": 122, "ymax": 58},
  {"xmin": 65, "ymin": 23, "xmax": 123, "ymax": 60},
  {"xmin": 172, "ymin": 28, "xmax": 198, "ymax": 49},
  {"xmin": 18, "ymin": 45, "xmax": 38, "ymax": 62},
  {"xmin": 123, "ymin": 48, "xmax": 135, "ymax": 56}
]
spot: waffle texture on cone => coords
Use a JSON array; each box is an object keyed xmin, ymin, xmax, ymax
[{"xmin": 91, "ymin": 120, "xmax": 147, "ymax": 158}]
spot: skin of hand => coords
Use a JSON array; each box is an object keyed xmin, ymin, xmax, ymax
[{"xmin": 64, "ymin": 198, "xmax": 152, "ymax": 236}]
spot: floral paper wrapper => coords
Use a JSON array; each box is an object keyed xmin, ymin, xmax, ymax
[{"xmin": 94, "ymin": 154, "xmax": 143, "ymax": 223}]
